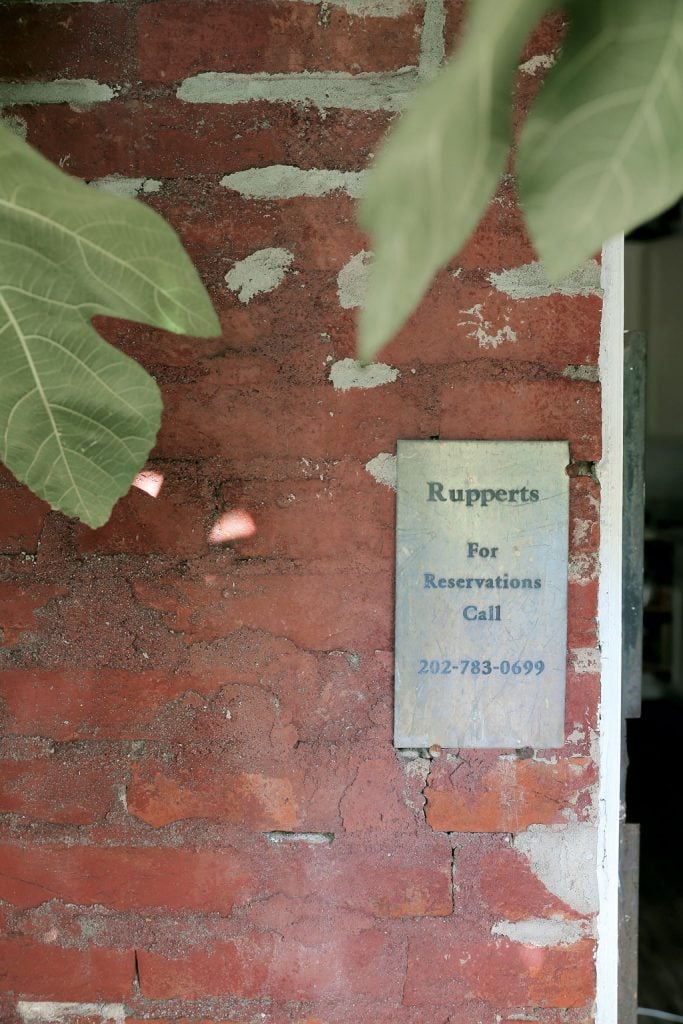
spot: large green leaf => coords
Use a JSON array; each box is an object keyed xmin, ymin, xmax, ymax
[
  {"xmin": 358, "ymin": 0, "xmax": 557, "ymax": 362},
  {"xmin": 519, "ymin": 0, "xmax": 683, "ymax": 279},
  {"xmin": 0, "ymin": 124, "xmax": 219, "ymax": 528}
]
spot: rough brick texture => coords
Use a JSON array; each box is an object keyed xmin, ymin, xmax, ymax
[{"xmin": 0, "ymin": 3, "xmax": 602, "ymax": 1023}]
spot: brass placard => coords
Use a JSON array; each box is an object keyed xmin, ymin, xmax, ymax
[{"xmin": 394, "ymin": 440, "xmax": 569, "ymax": 749}]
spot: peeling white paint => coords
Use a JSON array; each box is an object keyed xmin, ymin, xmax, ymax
[
  {"xmin": 337, "ymin": 250, "xmax": 372, "ymax": 309},
  {"xmin": 365, "ymin": 452, "xmax": 397, "ymax": 489},
  {"xmin": 0, "ymin": 79, "xmax": 116, "ymax": 106},
  {"xmin": 177, "ymin": 70, "xmax": 418, "ymax": 110},
  {"xmin": 329, "ymin": 357, "xmax": 399, "ymax": 391},
  {"xmin": 519, "ymin": 53, "xmax": 557, "ymax": 75},
  {"xmin": 489, "ymin": 259, "xmax": 602, "ymax": 300},
  {"xmin": 89, "ymin": 175, "xmax": 162, "ymax": 199},
  {"xmin": 459, "ymin": 303, "xmax": 517, "ymax": 349},
  {"xmin": 225, "ymin": 247, "xmax": 294, "ymax": 303},
  {"xmin": 220, "ymin": 165, "xmax": 367, "ymax": 199},
  {"xmin": 513, "ymin": 824, "xmax": 598, "ymax": 916},
  {"xmin": 492, "ymin": 917, "xmax": 591, "ymax": 947},
  {"xmin": 1, "ymin": 113, "xmax": 27, "ymax": 138},
  {"xmin": 571, "ymin": 647, "xmax": 600, "ymax": 674},
  {"xmin": 17, "ymin": 1004, "xmax": 125, "ymax": 1024}
]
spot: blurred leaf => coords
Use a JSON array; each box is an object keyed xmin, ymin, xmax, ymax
[
  {"xmin": 519, "ymin": 0, "xmax": 683, "ymax": 278},
  {"xmin": 0, "ymin": 123, "xmax": 220, "ymax": 528},
  {"xmin": 358, "ymin": 0, "xmax": 556, "ymax": 362}
]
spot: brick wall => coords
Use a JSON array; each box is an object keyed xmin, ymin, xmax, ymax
[{"xmin": 0, "ymin": 2, "xmax": 603, "ymax": 1022}]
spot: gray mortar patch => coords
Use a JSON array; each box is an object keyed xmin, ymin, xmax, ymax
[
  {"xmin": 365, "ymin": 452, "xmax": 397, "ymax": 489},
  {"xmin": 299, "ymin": 0, "xmax": 416, "ymax": 13},
  {"xmin": 177, "ymin": 69, "xmax": 419, "ymax": 110},
  {"xmin": 337, "ymin": 250, "xmax": 372, "ymax": 308},
  {"xmin": 89, "ymin": 175, "xmax": 162, "ymax": 199},
  {"xmin": 489, "ymin": 259, "xmax": 602, "ymax": 300},
  {"xmin": 0, "ymin": 79, "xmax": 116, "ymax": 106},
  {"xmin": 220, "ymin": 165, "xmax": 367, "ymax": 200},
  {"xmin": 492, "ymin": 917, "xmax": 591, "ymax": 947},
  {"xmin": 570, "ymin": 647, "xmax": 600, "ymax": 674},
  {"xmin": 419, "ymin": 0, "xmax": 446, "ymax": 79},
  {"xmin": 513, "ymin": 824, "xmax": 598, "ymax": 915},
  {"xmin": 329, "ymin": 357, "xmax": 399, "ymax": 391},
  {"xmin": 17, "ymin": 1005, "xmax": 125, "ymax": 1024},
  {"xmin": 1, "ymin": 113, "xmax": 27, "ymax": 138},
  {"xmin": 225, "ymin": 248, "xmax": 294, "ymax": 303}
]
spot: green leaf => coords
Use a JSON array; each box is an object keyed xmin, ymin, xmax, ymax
[
  {"xmin": 0, "ymin": 123, "xmax": 220, "ymax": 528},
  {"xmin": 519, "ymin": 0, "xmax": 683, "ymax": 279},
  {"xmin": 358, "ymin": 0, "xmax": 557, "ymax": 362}
]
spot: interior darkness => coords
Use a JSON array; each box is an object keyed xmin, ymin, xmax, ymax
[{"xmin": 625, "ymin": 201, "xmax": 683, "ymax": 1016}]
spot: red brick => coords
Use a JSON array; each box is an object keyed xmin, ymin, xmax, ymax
[
  {"xmin": 155, "ymin": 377, "xmax": 433, "ymax": 462},
  {"xmin": 0, "ymin": 668, "xmax": 249, "ymax": 742},
  {"xmin": 338, "ymin": 756, "xmax": 416, "ymax": 835},
  {"xmin": 0, "ymin": 940, "xmax": 133, "ymax": 1000},
  {"xmin": 268, "ymin": 834, "xmax": 453, "ymax": 918},
  {"xmin": 0, "ymin": 844, "xmax": 255, "ymax": 912},
  {"xmin": 151, "ymin": 187, "xmax": 366, "ymax": 273},
  {"xmin": 382, "ymin": 279, "xmax": 601, "ymax": 369},
  {"xmin": 0, "ymin": 753, "xmax": 118, "ymax": 825},
  {"xmin": 74, "ymin": 465, "xmax": 213, "ymax": 556},
  {"xmin": 438, "ymin": 379, "xmax": 601, "ymax": 462},
  {"xmin": 0, "ymin": 582, "xmax": 65, "ymax": 646},
  {"xmin": 138, "ymin": 927, "xmax": 401, "ymax": 1000},
  {"xmin": 132, "ymin": 565, "xmax": 393, "ymax": 651},
  {"xmin": 0, "ymin": 3, "xmax": 129, "ymax": 81},
  {"xmin": 0, "ymin": 484, "xmax": 48, "ymax": 555},
  {"xmin": 404, "ymin": 931, "xmax": 594, "ymax": 1007},
  {"xmin": 425, "ymin": 754, "xmax": 597, "ymax": 832},
  {"xmin": 137, "ymin": 0, "xmax": 423, "ymax": 79},
  {"xmin": 220, "ymin": 462, "xmax": 394, "ymax": 561},
  {"xmin": 569, "ymin": 476, "xmax": 600, "ymax": 554},
  {"xmin": 21, "ymin": 99, "xmax": 391, "ymax": 179},
  {"xmin": 127, "ymin": 762, "xmax": 314, "ymax": 830},
  {"xmin": 567, "ymin": 577, "xmax": 599, "ymax": 647},
  {"xmin": 454, "ymin": 835, "xmax": 584, "ymax": 923}
]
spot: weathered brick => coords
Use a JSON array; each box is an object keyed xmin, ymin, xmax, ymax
[
  {"xmin": 220, "ymin": 461, "xmax": 394, "ymax": 561},
  {"xmin": 74, "ymin": 465, "xmax": 214, "ymax": 556},
  {"xmin": 567, "ymin": 577, "xmax": 599, "ymax": 647},
  {"xmin": 453, "ymin": 834, "xmax": 584, "ymax": 923},
  {"xmin": 137, "ymin": 0, "xmax": 423, "ymax": 80},
  {"xmin": 0, "ymin": 3, "xmax": 129, "ymax": 81},
  {"xmin": 0, "ymin": 753, "xmax": 118, "ymax": 825},
  {"xmin": 0, "ymin": 484, "xmax": 48, "ymax": 555},
  {"xmin": 383, "ymin": 279, "xmax": 601, "ymax": 369},
  {"xmin": 20, "ymin": 100, "xmax": 391, "ymax": 179},
  {"xmin": 127, "ymin": 761, "xmax": 322, "ymax": 830},
  {"xmin": 0, "ymin": 582, "xmax": 65, "ymax": 646},
  {"xmin": 267, "ymin": 833, "xmax": 453, "ymax": 918},
  {"xmin": 155, "ymin": 378, "xmax": 433, "ymax": 462},
  {"xmin": 425, "ymin": 754, "xmax": 597, "ymax": 832},
  {"xmin": 132, "ymin": 564, "xmax": 393, "ymax": 651},
  {"xmin": 138, "ymin": 927, "xmax": 402, "ymax": 1000},
  {"xmin": 0, "ymin": 940, "xmax": 134, "ymax": 1000},
  {"xmin": 404, "ymin": 930, "xmax": 594, "ymax": 1007},
  {"xmin": 0, "ymin": 668, "xmax": 247, "ymax": 742},
  {"xmin": 0, "ymin": 844, "xmax": 255, "ymax": 912},
  {"xmin": 438, "ymin": 379, "xmax": 601, "ymax": 462}
]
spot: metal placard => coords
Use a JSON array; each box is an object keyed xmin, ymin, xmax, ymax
[{"xmin": 394, "ymin": 440, "xmax": 569, "ymax": 749}]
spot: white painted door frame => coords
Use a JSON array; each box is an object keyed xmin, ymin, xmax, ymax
[{"xmin": 596, "ymin": 236, "xmax": 625, "ymax": 1024}]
